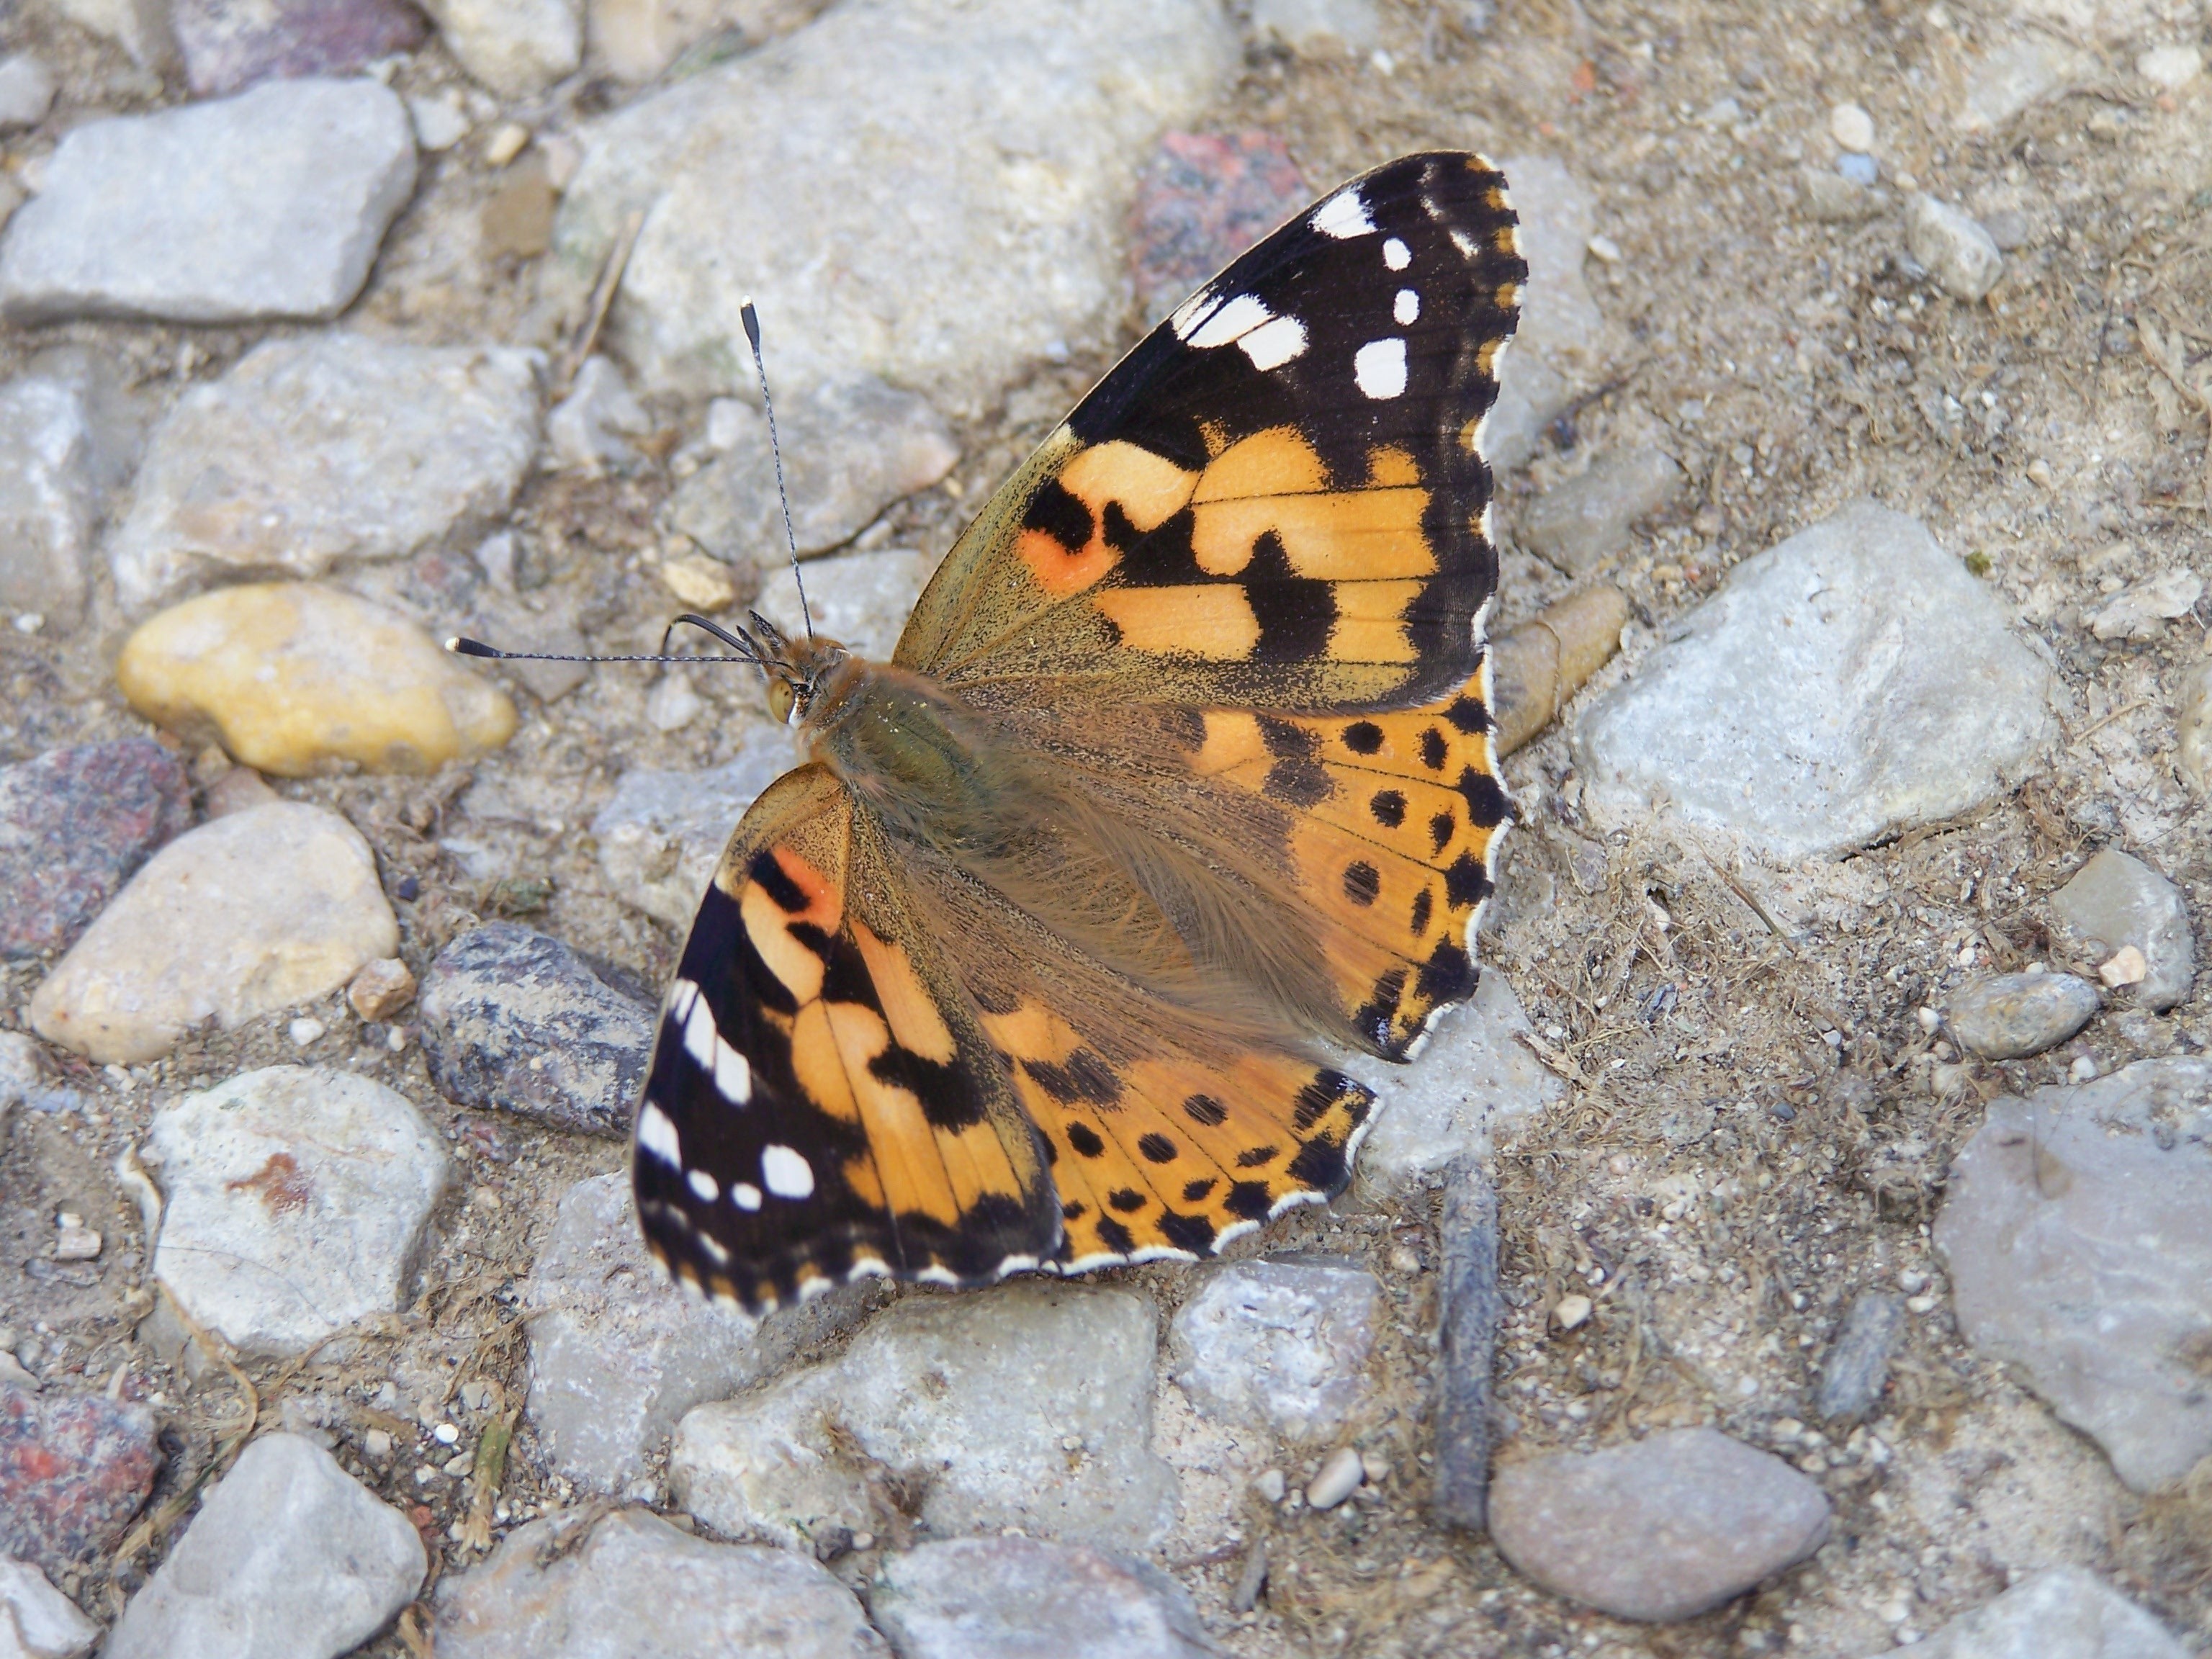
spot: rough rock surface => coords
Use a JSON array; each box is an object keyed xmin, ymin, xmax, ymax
[
  {"xmin": 592, "ymin": 728, "xmax": 793, "ymax": 929},
  {"xmin": 1487, "ymin": 1428, "xmax": 1832, "ymax": 1622},
  {"xmin": 30, "ymin": 801, "xmax": 398, "ymax": 1064},
  {"xmin": 0, "ymin": 55, "xmax": 56, "ymax": 132},
  {"xmin": 752, "ymin": 549, "xmax": 937, "ymax": 668},
  {"xmin": 1815, "ymin": 1292, "xmax": 1905, "ymax": 1426},
  {"xmin": 2049, "ymin": 849, "xmax": 2195, "ymax": 1012},
  {"xmin": 418, "ymin": 923, "xmax": 654, "ymax": 1138},
  {"xmin": 672, "ymin": 1284, "xmax": 1174, "ymax": 1551},
  {"xmin": 871, "ymin": 1536, "xmax": 1211, "ymax": 1659},
  {"xmin": 142, "ymin": 1066, "xmax": 451, "ymax": 1359},
  {"xmin": 172, "ymin": 0, "xmax": 426, "ymax": 95},
  {"xmin": 1906, "ymin": 194, "xmax": 2004, "ymax": 302},
  {"xmin": 1861, "ymin": 1567, "xmax": 2190, "ymax": 1659},
  {"xmin": 0, "ymin": 374, "xmax": 96, "ymax": 625},
  {"xmin": 0, "ymin": 739, "xmax": 190, "ymax": 959},
  {"xmin": 436, "ymin": 1507, "xmax": 885, "ymax": 1658},
  {"xmin": 0, "ymin": 78, "xmax": 415, "ymax": 326},
  {"xmin": 1574, "ymin": 500, "xmax": 2054, "ymax": 860},
  {"xmin": 421, "ymin": 0, "xmax": 582, "ymax": 96},
  {"xmin": 554, "ymin": 0, "xmax": 1238, "ymax": 412},
  {"xmin": 1934, "ymin": 1057, "xmax": 2212, "ymax": 1491},
  {"xmin": 107, "ymin": 335, "xmax": 540, "ymax": 610},
  {"xmin": 104, "ymin": 1434, "xmax": 426, "ymax": 1659},
  {"xmin": 1485, "ymin": 154, "xmax": 1611, "ymax": 469},
  {"xmin": 1166, "ymin": 1257, "xmax": 1382, "ymax": 1442},
  {"xmin": 1517, "ymin": 446, "xmax": 1686, "ymax": 576},
  {"xmin": 1128, "ymin": 129, "xmax": 1308, "ymax": 324},
  {"xmin": 1944, "ymin": 971, "xmax": 2101, "ymax": 1060},
  {"xmin": 0, "ymin": 1382, "xmax": 159, "ymax": 1575},
  {"xmin": 0, "ymin": 1554, "xmax": 101, "ymax": 1659}
]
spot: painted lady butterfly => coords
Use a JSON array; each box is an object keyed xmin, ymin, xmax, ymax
[{"xmin": 634, "ymin": 152, "xmax": 1525, "ymax": 1312}]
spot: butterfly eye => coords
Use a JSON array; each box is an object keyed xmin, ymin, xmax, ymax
[{"xmin": 766, "ymin": 679, "xmax": 797, "ymax": 725}]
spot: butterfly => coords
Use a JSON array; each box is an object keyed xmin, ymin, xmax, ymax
[{"xmin": 631, "ymin": 152, "xmax": 1526, "ymax": 1313}]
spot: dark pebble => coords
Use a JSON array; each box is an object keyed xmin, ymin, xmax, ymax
[
  {"xmin": 1432, "ymin": 1160, "xmax": 1501, "ymax": 1532},
  {"xmin": 417, "ymin": 922, "xmax": 653, "ymax": 1138},
  {"xmin": 1128, "ymin": 130, "xmax": 1308, "ymax": 323},
  {"xmin": 0, "ymin": 1380, "xmax": 161, "ymax": 1575},
  {"xmin": 0, "ymin": 739, "xmax": 191, "ymax": 959},
  {"xmin": 1815, "ymin": 1292, "xmax": 1905, "ymax": 1425}
]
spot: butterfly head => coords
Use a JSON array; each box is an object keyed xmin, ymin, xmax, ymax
[{"xmin": 738, "ymin": 610, "xmax": 852, "ymax": 727}]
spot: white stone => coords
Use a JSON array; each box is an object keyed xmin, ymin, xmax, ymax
[
  {"xmin": 547, "ymin": 356, "xmax": 651, "ymax": 475},
  {"xmin": 408, "ymin": 91, "xmax": 472, "ymax": 152},
  {"xmin": 108, "ymin": 334, "xmax": 540, "ymax": 611},
  {"xmin": 1359, "ymin": 971, "xmax": 1564, "ymax": 1189},
  {"xmin": 0, "ymin": 1033, "xmax": 42, "ymax": 1120},
  {"xmin": 1517, "ymin": 445, "xmax": 1686, "ymax": 576},
  {"xmin": 645, "ymin": 671, "xmax": 704, "ymax": 732},
  {"xmin": 672, "ymin": 1284, "xmax": 1174, "ymax": 1551},
  {"xmin": 0, "ymin": 376, "xmax": 94, "ymax": 627},
  {"xmin": 31, "ymin": 802, "xmax": 400, "ymax": 1065},
  {"xmin": 0, "ymin": 78, "xmax": 415, "ymax": 326},
  {"xmin": 2136, "ymin": 43, "xmax": 2204, "ymax": 88},
  {"xmin": 1859, "ymin": 1567, "xmax": 2190, "ymax": 1659},
  {"xmin": 1956, "ymin": 36, "xmax": 2095, "ymax": 131},
  {"xmin": 0, "ymin": 1555, "xmax": 99, "ymax": 1659},
  {"xmin": 1935, "ymin": 1058, "xmax": 2212, "ymax": 1491},
  {"xmin": 588, "ymin": 0, "xmax": 827, "ymax": 82},
  {"xmin": 1907, "ymin": 194, "xmax": 2004, "ymax": 303},
  {"xmin": 1168, "ymin": 1257, "xmax": 1382, "ymax": 1441},
  {"xmin": 593, "ymin": 727, "xmax": 796, "ymax": 928},
  {"xmin": 1573, "ymin": 501, "xmax": 2053, "ymax": 862},
  {"xmin": 752, "ymin": 548, "xmax": 937, "ymax": 665},
  {"xmin": 0, "ymin": 56, "xmax": 56, "ymax": 132},
  {"xmin": 2087, "ymin": 570, "xmax": 2202, "ymax": 641},
  {"xmin": 103, "ymin": 1434, "xmax": 426, "ymax": 1659},
  {"xmin": 553, "ymin": 0, "xmax": 1236, "ymax": 413},
  {"xmin": 140, "ymin": 1066, "xmax": 449, "ymax": 1359},
  {"xmin": 1827, "ymin": 102, "xmax": 1874, "ymax": 153},
  {"xmin": 421, "ymin": 0, "xmax": 582, "ymax": 96},
  {"xmin": 45, "ymin": 0, "xmax": 174, "ymax": 70},
  {"xmin": 1304, "ymin": 1445, "xmax": 1364, "ymax": 1510},
  {"xmin": 1249, "ymin": 0, "xmax": 1381, "ymax": 59}
]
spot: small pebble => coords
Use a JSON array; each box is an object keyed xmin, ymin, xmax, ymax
[
  {"xmin": 0, "ymin": 1381, "xmax": 161, "ymax": 1575},
  {"xmin": 646, "ymin": 673, "xmax": 704, "ymax": 733},
  {"xmin": 1828, "ymin": 102, "xmax": 1875, "ymax": 153},
  {"xmin": 2099, "ymin": 946, "xmax": 2149, "ymax": 989},
  {"xmin": 348, "ymin": 958, "xmax": 418, "ymax": 1023},
  {"xmin": 1943, "ymin": 972, "xmax": 2099, "ymax": 1061},
  {"xmin": 434, "ymin": 1422, "xmax": 460, "ymax": 1444},
  {"xmin": 1585, "ymin": 233, "xmax": 1622, "ymax": 263},
  {"xmin": 289, "ymin": 1016, "xmax": 327, "ymax": 1047},
  {"xmin": 363, "ymin": 1429, "xmax": 394, "ymax": 1460},
  {"xmin": 1905, "ymin": 193, "xmax": 2004, "ymax": 302},
  {"xmin": 0, "ymin": 54, "xmax": 57, "ymax": 132},
  {"xmin": 483, "ymin": 122, "xmax": 530, "ymax": 166},
  {"xmin": 659, "ymin": 552, "xmax": 742, "ymax": 612},
  {"xmin": 2069, "ymin": 1055, "xmax": 2099, "ymax": 1083},
  {"xmin": 1815, "ymin": 1292, "xmax": 1903, "ymax": 1424},
  {"xmin": 1836, "ymin": 150, "xmax": 1879, "ymax": 186},
  {"xmin": 1254, "ymin": 1468, "xmax": 1286, "ymax": 1503},
  {"xmin": 2051, "ymin": 849, "xmax": 2195, "ymax": 1012},
  {"xmin": 2137, "ymin": 43, "xmax": 2204, "ymax": 88},
  {"xmin": 53, "ymin": 1213, "xmax": 102, "ymax": 1261},
  {"xmin": 1306, "ymin": 1447, "xmax": 1365, "ymax": 1511},
  {"xmin": 1552, "ymin": 1293, "xmax": 1594, "ymax": 1331}
]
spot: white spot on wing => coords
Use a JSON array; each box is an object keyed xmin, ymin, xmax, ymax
[
  {"xmin": 1394, "ymin": 288, "xmax": 1420, "ymax": 325},
  {"xmin": 667, "ymin": 978, "xmax": 700, "ymax": 1022},
  {"xmin": 1238, "ymin": 313, "xmax": 1308, "ymax": 372},
  {"xmin": 1313, "ymin": 187, "xmax": 1375, "ymax": 239},
  {"xmin": 714, "ymin": 1045, "xmax": 751, "ymax": 1105},
  {"xmin": 1168, "ymin": 284, "xmax": 1216, "ymax": 340},
  {"xmin": 682, "ymin": 995, "xmax": 718, "ymax": 1070},
  {"xmin": 1382, "ymin": 236, "xmax": 1411, "ymax": 270},
  {"xmin": 761, "ymin": 1143, "xmax": 815, "ymax": 1200},
  {"xmin": 732, "ymin": 1182, "xmax": 763, "ymax": 1211},
  {"xmin": 637, "ymin": 1103, "xmax": 682, "ymax": 1166},
  {"xmin": 1354, "ymin": 337, "xmax": 1408, "ymax": 399},
  {"xmin": 1186, "ymin": 292, "xmax": 1274, "ymax": 349},
  {"xmin": 687, "ymin": 1169, "xmax": 719, "ymax": 1202}
]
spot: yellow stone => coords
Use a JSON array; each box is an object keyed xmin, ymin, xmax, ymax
[
  {"xmin": 660, "ymin": 551, "xmax": 742, "ymax": 611},
  {"xmin": 117, "ymin": 583, "xmax": 517, "ymax": 778}
]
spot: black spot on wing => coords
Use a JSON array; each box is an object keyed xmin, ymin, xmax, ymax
[
  {"xmin": 1107, "ymin": 1187, "xmax": 1148, "ymax": 1213},
  {"xmin": 1235, "ymin": 1143, "xmax": 1279, "ymax": 1169},
  {"xmin": 1094, "ymin": 1216, "xmax": 1136, "ymax": 1254},
  {"xmin": 1344, "ymin": 861, "xmax": 1380, "ymax": 906},
  {"xmin": 1343, "ymin": 720, "xmax": 1385, "ymax": 754},
  {"xmin": 1456, "ymin": 765, "xmax": 1510, "ymax": 829},
  {"xmin": 1445, "ymin": 694, "xmax": 1491, "ymax": 734},
  {"xmin": 1066, "ymin": 1120, "xmax": 1107, "ymax": 1158},
  {"xmin": 1286, "ymin": 1136, "xmax": 1349, "ymax": 1192},
  {"xmin": 1183, "ymin": 1092, "xmax": 1228, "ymax": 1126},
  {"xmin": 1024, "ymin": 1049, "xmax": 1123, "ymax": 1106},
  {"xmin": 1137, "ymin": 1132, "xmax": 1178, "ymax": 1163},
  {"xmin": 1158, "ymin": 1210, "xmax": 1218, "ymax": 1254},
  {"xmin": 1444, "ymin": 851, "xmax": 1491, "ymax": 909},
  {"xmin": 1417, "ymin": 938, "xmax": 1478, "ymax": 1008},
  {"xmin": 1370, "ymin": 789, "xmax": 1406, "ymax": 827},
  {"xmin": 1264, "ymin": 756, "xmax": 1333, "ymax": 806},
  {"xmin": 1024, "ymin": 477, "xmax": 1093, "ymax": 550},
  {"xmin": 1410, "ymin": 885, "xmax": 1434, "ymax": 938},
  {"xmin": 1226, "ymin": 1181, "xmax": 1273, "ymax": 1220},
  {"xmin": 1182, "ymin": 1177, "xmax": 1217, "ymax": 1202}
]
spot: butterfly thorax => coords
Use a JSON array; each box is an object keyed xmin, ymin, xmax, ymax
[{"xmin": 797, "ymin": 655, "xmax": 1009, "ymax": 851}]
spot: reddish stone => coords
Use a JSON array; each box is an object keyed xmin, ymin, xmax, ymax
[
  {"xmin": 0, "ymin": 1382, "xmax": 161, "ymax": 1574},
  {"xmin": 1128, "ymin": 130, "xmax": 1310, "ymax": 323},
  {"xmin": 0, "ymin": 739, "xmax": 191, "ymax": 959},
  {"xmin": 174, "ymin": 0, "xmax": 428, "ymax": 98}
]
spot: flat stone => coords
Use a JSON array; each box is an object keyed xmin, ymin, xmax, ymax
[
  {"xmin": 1484, "ymin": 154, "xmax": 1609, "ymax": 470},
  {"xmin": 0, "ymin": 1555, "xmax": 100, "ymax": 1659},
  {"xmin": 0, "ymin": 1382, "xmax": 159, "ymax": 1577},
  {"xmin": 526, "ymin": 1174, "xmax": 863, "ymax": 1491},
  {"xmin": 1248, "ymin": 0, "xmax": 1380, "ymax": 60},
  {"xmin": 30, "ymin": 801, "xmax": 399, "ymax": 1065},
  {"xmin": 2087, "ymin": 570, "xmax": 2201, "ymax": 642},
  {"xmin": 1519, "ymin": 446, "xmax": 1685, "ymax": 576},
  {"xmin": 871, "ymin": 1536, "xmax": 1210, "ymax": 1659},
  {"xmin": 418, "ymin": 922, "xmax": 654, "ymax": 1138},
  {"xmin": 752, "ymin": 549, "xmax": 937, "ymax": 667},
  {"xmin": 1167, "ymin": 1257, "xmax": 1382, "ymax": 1442},
  {"xmin": 104, "ymin": 1433, "xmax": 425, "ymax": 1659},
  {"xmin": 140, "ymin": 1066, "xmax": 449, "ymax": 1359},
  {"xmin": 588, "ymin": 0, "xmax": 829, "ymax": 82},
  {"xmin": 422, "ymin": 0, "xmax": 582, "ymax": 95},
  {"xmin": 547, "ymin": 356, "xmax": 651, "ymax": 475},
  {"xmin": 592, "ymin": 727, "xmax": 794, "ymax": 929},
  {"xmin": 1933, "ymin": 1057, "xmax": 2212, "ymax": 1492},
  {"xmin": 1798, "ymin": 167, "xmax": 1889, "ymax": 224},
  {"xmin": 1574, "ymin": 500, "xmax": 2054, "ymax": 861},
  {"xmin": 0, "ymin": 374, "xmax": 96, "ymax": 626},
  {"xmin": 553, "ymin": 0, "xmax": 1236, "ymax": 413},
  {"xmin": 2050, "ymin": 850, "xmax": 2195, "ymax": 1010},
  {"xmin": 666, "ymin": 379, "xmax": 956, "ymax": 572},
  {"xmin": 1357, "ymin": 971, "xmax": 1564, "ymax": 1190},
  {"xmin": 107, "ymin": 334, "xmax": 540, "ymax": 611},
  {"xmin": 0, "ymin": 78, "xmax": 415, "ymax": 326},
  {"xmin": 119, "ymin": 583, "xmax": 517, "ymax": 778},
  {"xmin": 1865, "ymin": 1566, "xmax": 2190, "ymax": 1659},
  {"xmin": 1956, "ymin": 35, "xmax": 2095, "ymax": 131},
  {"xmin": 0, "ymin": 739, "xmax": 190, "ymax": 959},
  {"xmin": 1944, "ymin": 971, "xmax": 2100, "ymax": 1060},
  {"xmin": 436, "ymin": 1506, "xmax": 885, "ymax": 1658},
  {"xmin": 0, "ymin": 57, "xmax": 56, "ymax": 132},
  {"xmin": 672, "ymin": 1283, "xmax": 1174, "ymax": 1551},
  {"xmin": 1815, "ymin": 1291, "xmax": 1904, "ymax": 1426},
  {"xmin": 173, "ymin": 0, "xmax": 426, "ymax": 95},
  {"xmin": 2137, "ymin": 43, "xmax": 2205, "ymax": 89},
  {"xmin": 1907, "ymin": 194, "xmax": 2003, "ymax": 303},
  {"xmin": 1488, "ymin": 1428, "xmax": 1831, "ymax": 1622},
  {"xmin": 1128, "ymin": 130, "xmax": 1308, "ymax": 325}
]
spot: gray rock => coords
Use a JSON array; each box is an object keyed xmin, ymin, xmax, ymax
[
  {"xmin": 140, "ymin": 1066, "xmax": 451, "ymax": 1360},
  {"xmin": 1483, "ymin": 154, "xmax": 1609, "ymax": 469},
  {"xmin": 0, "ymin": 1032, "xmax": 42, "ymax": 1118},
  {"xmin": 1906, "ymin": 194, "xmax": 2004, "ymax": 303},
  {"xmin": 0, "ymin": 78, "xmax": 415, "ymax": 326},
  {"xmin": 672, "ymin": 1284, "xmax": 1174, "ymax": 1551},
  {"xmin": 1248, "ymin": 0, "xmax": 1380, "ymax": 59},
  {"xmin": 1483, "ymin": 347, "xmax": 1567, "ymax": 473},
  {"xmin": 1518, "ymin": 446, "xmax": 1685, "ymax": 576},
  {"xmin": 1944, "ymin": 971, "xmax": 2100, "ymax": 1060},
  {"xmin": 0, "ymin": 56, "xmax": 56, "ymax": 132},
  {"xmin": 1167, "ymin": 1257, "xmax": 1381, "ymax": 1441},
  {"xmin": 666, "ymin": 379, "xmax": 957, "ymax": 571},
  {"xmin": 1815, "ymin": 1292, "xmax": 1904, "ymax": 1425},
  {"xmin": 1798, "ymin": 167, "xmax": 1889, "ymax": 223},
  {"xmin": 43, "ymin": 0, "xmax": 176, "ymax": 70},
  {"xmin": 587, "ymin": 0, "xmax": 831, "ymax": 82},
  {"xmin": 436, "ymin": 1507, "xmax": 886, "ymax": 1658},
  {"xmin": 526, "ymin": 1174, "xmax": 863, "ymax": 1492},
  {"xmin": 1432, "ymin": 1164, "xmax": 1501, "ymax": 1532},
  {"xmin": 1488, "ymin": 1428, "xmax": 1831, "ymax": 1622},
  {"xmin": 30, "ymin": 801, "xmax": 400, "ymax": 1066},
  {"xmin": 1933, "ymin": 1057, "xmax": 2212, "ymax": 1491},
  {"xmin": 2086, "ymin": 570, "xmax": 2201, "ymax": 642},
  {"xmin": 1357, "ymin": 971, "xmax": 1565, "ymax": 1190},
  {"xmin": 1574, "ymin": 500, "xmax": 2054, "ymax": 861},
  {"xmin": 0, "ymin": 739, "xmax": 192, "ymax": 959},
  {"xmin": 593, "ymin": 728, "xmax": 795, "ymax": 930},
  {"xmin": 871, "ymin": 1537, "xmax": 1210, "ymax": 1659},
  {"xmin": 421, "ymin": 0, "xmax": 582, "ymax": 95},
  {"xmin": 554, "ymin": 0, "xmax": 1236, "ymax": 413},
  {"xmin": 0, "ymin": 375, "xmax": 96, "ymax": 626},
  {"xmin": 1956, "ymin": 35, "xmax": 2094, "ymax": 132},
  {"xmin": 752, "ymin": 549, "xmax": 938, "ymax": 667},
  {"xmin": 547, "ymin": 356, "xmax": 651, "ymax": 475},
  {"xmin": 418, "ymin": 922, "xmax": 655, "ymax": 1138},
  {"xmin": 1863, "ymin": 1567, "xmax": 2189, "ymax": 1659},
  {"xmin": 104, "ymin": 1434, "xmax": 426, "ymax": 1659},
  {"xmin": 0, "ymin": 1555, "xmax": 100, "ymax": 1659},
  {"xmin": 108, "ymin": 333, "xmax": 540, "ymax": 611},
  {"xmin": 2050, "ymin": 849, "xmax": 2195, "ymax": 1012}
]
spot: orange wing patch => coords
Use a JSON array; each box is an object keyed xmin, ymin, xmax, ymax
[{"xmin": 1016, "ymin": 439, "xmax": 1198, "ymax": 597}]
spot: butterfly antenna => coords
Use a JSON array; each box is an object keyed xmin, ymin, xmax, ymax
[
  {"xmin": 446, "ymin": 614, "xmax": 767, "ymax": 668},
  {"xmin": 740, "ymin": 298, "xmax": 813, "ymax": 642}
]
